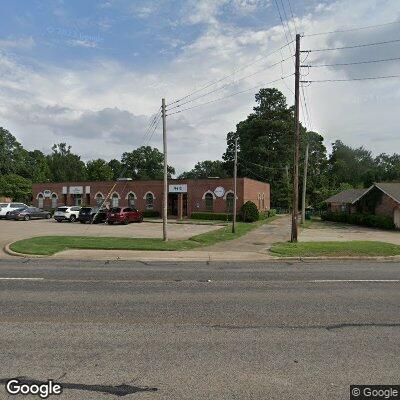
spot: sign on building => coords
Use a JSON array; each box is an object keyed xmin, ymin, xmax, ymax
[
  {"xmin": 69, "ymin": 186, "xmax": 83, "ymax": 194},
  {"xmin": 214, "ymin": 186, "xmax": 225, "ymax": 198},
  {"xmin": 62, "ymin": 186, "xmax": 67, "ymax": 194},
  {"xmin": 43, "ymin": 190, "xmax": 52, "ymax": 198},
  {"xmin": 169, "ymin": 184, "xmax": 187, "ymax": 193},
  {"xmin": 85, "ymin": 186, "xmax": 90, "ymax": 194}
]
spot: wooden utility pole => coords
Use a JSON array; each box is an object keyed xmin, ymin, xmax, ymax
[
  {"xmin": 291, "ymin": 33, "xmax": 301, "ymax": 242},
  {"xmin": 161, "ymin": 98, "xmax": 168, "ymax": 241},
  {"xmin": 301, "ymin": 142, "xmax": 309, "ymax": 224},
  {"xmin": 232, "ymin": 137, "xmax": 238, "ymax": 233}
]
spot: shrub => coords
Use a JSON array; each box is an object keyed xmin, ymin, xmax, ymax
[
  {"xmin": 240, "ymin": 201, "xmax": 259, "ymax": 222},
  {"xmin": 321, "ymin": 212, "xmax": 395, "ymax": 230},
  {"xmin": 191, "ymin": 212, "xmax": 233, "ymax": 221},
  {"xmin": 142, "ymin": 210, "xmax": 160, "ymax": 218},
  {"xmin": 268, "ymin": 208, "xmax": 277, "ymax": 217},
  {"xmin": 259, "ymin": 209, "xmax": 276, "ymax": 220}
]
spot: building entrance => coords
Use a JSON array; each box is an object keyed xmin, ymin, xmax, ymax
[{"xmin": 168, "ymin": 193, "xmax": 187, "ymax": 217}]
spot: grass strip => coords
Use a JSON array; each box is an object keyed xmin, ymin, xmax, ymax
[
  {"xmin": 10, "ymin": 218, "xmax": 278, "ymax": 256},
  {"xmin": 270, "ymin": 241, "xmax": 400, "ymax": 257}
]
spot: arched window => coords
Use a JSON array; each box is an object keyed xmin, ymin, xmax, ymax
[
  {"xmin": 226, "ymin": 192, "xmax": 234, "ymax": 213},
  {"xmin": 51, "ymin": 193, "xmax": 58, "ymax": 209},
  {"xmin": 205, "ymin": 192, "xmax": 213, "ymax": 212},
  {"xmin": 111, "ymin": 192, "xmax": 120, "ymax": 208},
  {"xmin": 126, "ymin": 192, "xmax": 137, "ymax": 208},
  {"xmin": 145, "ymin": 192, "xmax": 154, "ymax": 209},
  {"xmin": 37, "ymin": 193, "xmax": 44, "ymax": 209},
  {"xmin": 95, "ymin": 192, "xmax": 104, "ymax": 207}
]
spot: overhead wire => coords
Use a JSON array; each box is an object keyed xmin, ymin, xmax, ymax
[
  {"xmin": 303, "ymin": 20, "xmax": 400, "ymax": 37},
  {"xmin": 167, "ymin": 40, "xmax": 294, "ymax": 107},
  {"xmin": 302, "ymin": 38, "xmax": 400, "ymax": 53},
  {"xmin": 302, "ymin": 56, "xmax": 400, "ymax": 68},
  {"xmin": 301, "ymin": 74, "xmax": 400, "ymax": 83}
]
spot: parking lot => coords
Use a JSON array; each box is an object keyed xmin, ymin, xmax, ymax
[{"xmin": 0, "ymin": 218, "xmax": 221, "ymax": 257}]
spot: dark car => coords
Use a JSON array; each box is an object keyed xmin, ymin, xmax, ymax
[
  {"xmin": 78, "ymin": 207, "xmax": 108, "ymax": 224},
  {"xmin": 6, "ymin": 207, "xmax": 51, "ymax": 221},
  {"xmin": 107, "ymin": 207, "xmax": 143, "ymax": 225}
]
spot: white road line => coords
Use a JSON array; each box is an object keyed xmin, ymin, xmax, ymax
[
  {"xmin": 309, "ymin": 279, "xmax": 400, "ymax": 283},
  {"xmin": 0, "ymin": 277, "xmax": 44, "ymax": 281}
]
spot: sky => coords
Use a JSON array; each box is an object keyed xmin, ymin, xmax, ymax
[{"xmin": 0, "ymin": 0, "xmax": 399, "ymax": 174}]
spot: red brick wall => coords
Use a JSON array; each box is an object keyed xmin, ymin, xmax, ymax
[
  {"xmin": 32, "ymin": 178, "xmax": 270, "ymax": 215},
  {"xmin": 375, "ymin": 194, "xmax": 398, "ymax": 219},
  {"xmin": 243, "ymin": 178, "xmax": 270, "ymax": 212}
]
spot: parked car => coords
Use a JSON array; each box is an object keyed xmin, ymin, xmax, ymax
[
  {"xmin": 53, "ymin": 206, "xmax": 81, "ymax": 222},
  {"xmin": 78, "ymin": 207, "xmax": 108, "ymax": 224},
  {"xmin": 6, "ymin": 207, "xmax": 51, "ymax": 221},
  {"xmin": 107, "ymin": 207, "xmax": 143, "ymax": 224},
  {"xmin": 0, "ymin": 202, "xmax": 28, "ymax": 219}
]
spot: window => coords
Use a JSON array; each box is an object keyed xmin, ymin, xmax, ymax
[
  {"xmin": 226, "ymin": 192, "xmax": 234, "ymax": 213},
  {"xmin": 51, "ymin": 193, "xmax": 58, "ymax": 209},
  {"xmin": 123, "ymin": 207, "xmax": 131, "ymax": 212},
  {"xmin": 95, "ymin": 193, "xmax": 104, "ymax": 207},
  {"xmin": 146, "ymin": 192, "xmax": 154, "ymax": 209},
  {"xmin": 127, "ymin": 193, "xmax": 136, "ymax": 208},
  {"xmin": 37, "ymin": 194, "xmax": 44, "ymax": 209},
  {"xmin": 205, "ymin": 193, "xmax": 213, "ymax": 212},
  {"xmin": 111, "ymin": 193, "xmax": 120, "ymax": 208}
]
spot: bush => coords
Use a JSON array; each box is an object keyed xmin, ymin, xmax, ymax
[
  {"xmin": 259, "ymin": 209, "xmax": 277, "ymax": 220},
  {"xmin": 240, "ymin": 201, "xmax": 259, "ymax": 222},
  {"xmin": 142, "ymin": 210, "xmax": 160, "ymax": 218},
  {"xmin": 321, "ymin": 212, "xmax": 395, "ymax": 230},
  {"xmin": 191, "ymin": 212, "xmax": 233, "ymax": 221}
]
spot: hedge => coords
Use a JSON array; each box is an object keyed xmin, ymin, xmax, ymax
[
  {"xmin": 191, "ymin": 212, "xmax": 233, "ymax": 221},
  {"xmin": 142, "ymin": 210, "xmax": 160, "ymax": 218},
  {"xmin": 260, "ymin": 209, "xmax": 277, "ymax": 220},
  {"xmin": 240, "ymin": 201, "xmax": 259, "ymax": 222},
  {"xmin": 321, "ymin": 212, "xmax": 395, "ymax": 230}
]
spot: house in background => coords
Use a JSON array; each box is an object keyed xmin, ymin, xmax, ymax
[{"xmin": 325, "ymin": 182, "xmax": 400, "ymax": 228}]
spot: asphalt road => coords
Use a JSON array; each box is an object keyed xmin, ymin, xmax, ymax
[{"xmin": 0, "ymin": 258, "xmax": 399, "ymax": 399}]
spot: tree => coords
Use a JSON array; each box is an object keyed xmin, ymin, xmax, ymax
[
  {"xmin": 0, "ymin": 127, "xmax": 27, "ymax": 176},
  {"xmin": 0, "ymin": 174, "xmax": 32, "ymax": 202},
  {"xmin": 108, "ymin": 159, "xmax": 123, "ymax": 180},
  {"xmin": 328, "ymin": 140, "xmax": 376, "ymax": 187},
  {"xmin": 121, "ymin": 146, "xmax": 175, "ymax": 180},
  {"xmin": 178, "ymin": 160, "xmax": 229, "ymax": 179},
  {"xmin": 223, "ymin": 88, "xmax": 295, "ymax": 208},
  {"xmin": 47, "ymin": 143, "xmax": 86, "ymax": 182},
  {"xmin": 86, "ymin": 159, "xmax": 113, "ymax": 181}
]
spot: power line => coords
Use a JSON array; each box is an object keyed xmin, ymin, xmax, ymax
[
  {"xmin": 167, "ymin": 40, "xmax": 294, "ymax": 107},
  {"xmin": 302, "ymin": 38, "xmax": 400, "ymax": 53},
  {"xmin": 303, "ymin": 20, "xmax": 400, "ymax": 37},
  {"xmin": 301, "ymin": 74, "xmax": 400, "ymax": 83},
  {"xmin": 302, "ymin": 56, "xmax": 400, "ymax": 68},
  {"xmin": 167, "ymin": 74, "xmax": 293, "ymax": 116},
  {"xmin": 166, "ymin": 54, "xmax": 294, "ymax": 112}
]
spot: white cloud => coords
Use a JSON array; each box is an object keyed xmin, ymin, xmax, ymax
[{"xmin": 0, "ymin": 0, "xmax": 399, "ymax": 174}]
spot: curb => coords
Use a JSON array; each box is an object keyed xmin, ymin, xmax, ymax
[{"xmin": 3, "ymin": 241, "xmax": 49, "ymax": 258}]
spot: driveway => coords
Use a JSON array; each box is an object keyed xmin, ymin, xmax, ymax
[
  {"xmin": 301, "ymin": 220, "xmax": 400, "ymax": 244},
  {"xmin": 0, "ymin": 219, "xmax": 220, "ymax": 258}
]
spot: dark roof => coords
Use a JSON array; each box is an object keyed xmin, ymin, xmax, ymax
[
  {"xmin": 325, "ymin": 188, "xmax": 370, "ymax": 204},
  {"xmin": 374, "ymin": 182, "xmax": 400, "ymax": 204}
]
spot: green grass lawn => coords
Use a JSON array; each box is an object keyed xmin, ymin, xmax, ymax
[
  {"xmin": 10, "ymin": 218, "xmax": 276, "ymax": 256},
  {"xmin": 270, "ymin": 241, "xmax": 400, "ymax": 257}
]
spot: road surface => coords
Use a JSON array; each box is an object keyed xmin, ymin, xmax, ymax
[{"xmin": 0, "ymin": 258, "xmax": 399, "ymax": 399}]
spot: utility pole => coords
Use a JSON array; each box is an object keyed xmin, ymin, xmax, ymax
[
  {"xmin": 232, "ymin": 137, "xmax": 238, "ymax": 233},
  {"xmin": 301, "ymin": 142, "xmax": 309, "ymax": 224},
  {"xmin": 291, "ymin": 33, "xmax": 301, "ymax": 242},
  {"xmin": 161, "ymin": 98, "xmax": 168, "ymax": 241}
]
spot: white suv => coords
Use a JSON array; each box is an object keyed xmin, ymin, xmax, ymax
[
  {"xmin": 0, "ymin": 202, "xmax": 28, "ymax": 218},
  {"xmin": 53, "ymin": 206, "xmax": 81, "ymax": 222}
]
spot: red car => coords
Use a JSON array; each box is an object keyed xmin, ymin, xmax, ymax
[{"xmin": 107, "ymin": 207, "xmax": 143, "ymax": 225}]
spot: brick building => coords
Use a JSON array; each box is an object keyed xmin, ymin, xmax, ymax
[
  {"xmin": 32, "ymin": 177, "xmax": 270, "ymax": 217},
  {"xmin": 325, "ymin": 182, "xmax": 400, "ymax": 228}
]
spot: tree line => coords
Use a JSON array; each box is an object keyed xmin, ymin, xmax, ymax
[{"xmin": 1, "ymin": 88, "xmax": 399, "ymax": 207}]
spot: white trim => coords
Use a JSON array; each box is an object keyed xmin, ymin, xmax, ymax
[
  {"xmin": 350, "ymin": 185, "xmax": 374, "ymax": 204},
  {"xmin": 143, "ymin": 191, "xmax": 156, "ymax": 200},
  {"xmin": 51, "ymin": 192, "xmax": 58, "ymax": 199},
  {"xmin": 111, "ymin": 191, "xmax": 121, "ymax": 199},
  {"xmin": 93, "ymin": 191, "xmax": 105, "ymax": 199},
  {"xmin": 36, "ymin": 192, "xmax": 44, "ymax": 199},
  {"xmin": 125, "ymin": 191, "xmax": 137, "ymax": 200},
  {"xmin": 374, "ymin": 183, "xmax": 400, "ymax": 205},
  {"xmin": 202, "ymin": 190, "xmax": 216, "ymax": 200},
  {"xmin": 223, "ymin": 190, "xmax": 237, "ymax": 200}
]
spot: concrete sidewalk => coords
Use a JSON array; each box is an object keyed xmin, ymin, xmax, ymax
[{"xmin": 50, "ymin": 215, "xmax": 291, "ymax": 261}]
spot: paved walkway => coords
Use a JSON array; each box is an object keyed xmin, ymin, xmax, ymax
[{"xmin": 197, "ymin": 214, "xmax": 291, "ymax": 253}]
